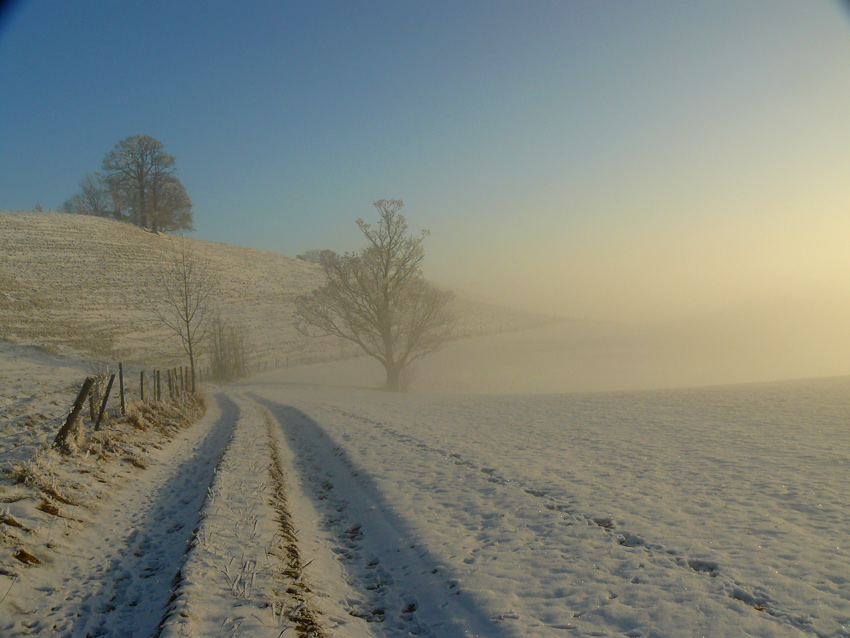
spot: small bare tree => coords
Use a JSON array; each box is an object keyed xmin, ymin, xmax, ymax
[
  {"xmin": 296, "ymin": 199, "xmax": 455, "ymax": 391},
  {"xmin": 61, "ymin": 173, "xmax": 113, "ymax": 217},
  {"xmin": 208, "ymin": 312, "xmax": 251, "ymax": 381},
  {"xmin": 153, "ymin": 237, "xmax": 212, "ymax": 392}
]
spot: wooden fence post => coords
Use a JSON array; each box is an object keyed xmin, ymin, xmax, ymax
[
  {"xmin": 118, "ymin": 363, "xmax": 126, "ymax": 415},
  {"xmin": 94, "ymin": 374, "xmax": 115, "ymax": 431},
  {"xmin": 155, "ymin": 370, "xmax": 161, "ymax": 402},
  {"xmin": 140, "ymin": 370, "xmax": 145, "ymax": 402},
  {"xmin": 53, "ymin": 377, "xmax": 95, "ymax": 450}
]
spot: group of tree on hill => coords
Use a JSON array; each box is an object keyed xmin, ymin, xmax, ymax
[{"xmin": 62, "ymin": 134, "xmax": 193, "ymax": 233}]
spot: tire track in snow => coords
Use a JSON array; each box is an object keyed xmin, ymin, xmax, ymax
[
  {"xmin": 5, "ymin": 395, "xmax": 238, "ymax": 638},
  {"xmin": 334, "ymin": 408, "xmax": 831, "ymax": 637},
  {"xmin": 256, "ymin": 397, "xmax": 512, "ymax": 638}
]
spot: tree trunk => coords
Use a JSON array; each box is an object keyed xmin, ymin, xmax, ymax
[
  {"xmin": 53, "ymin": 377, "xmax": 95, "ymax": 451},
  {"xmin": 384, "ymin": 363, "xmax": 401, "ymax": 392},
  {"xmin": 139, "ymin": 183, "xmax": 149, "ymax": 229},
  {"xmin": 188, "ymin": 334, "xmax": 196, "ymax": 393}
]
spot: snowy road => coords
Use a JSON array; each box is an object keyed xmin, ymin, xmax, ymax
[
  {"xmin": 3, "ymin": 395, "xmax": 237, "ymax": 637},
  {"xmin": 257, "ymin": 397, "xmax": 503, "ymax": 637}
]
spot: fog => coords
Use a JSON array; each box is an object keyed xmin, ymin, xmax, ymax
[
  {"xmin": 416, "ymin": 295, "xmax": 850, "ymax": 395},
  {"xmin": 416, "ymin": 197, "xmax": 850, "ymax": 393},
  {"xmin": 271, "ymin": 226, "xmax": 850, "ymax": 393},
  {"xmin": 284, "ymin": 212, "xmax": 850, "ymax": 394},
  {"xmin": 268, "ymin": 299, "xmax": 850, "ymax": 395}
]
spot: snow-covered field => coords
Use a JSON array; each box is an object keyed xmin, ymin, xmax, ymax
[
  {"xmin": 237, "ymin": 373, "xmax": 850, "ymax": 638},
  {"xmin": 2, "ymin": 326, "xmax": 849, "ymax": 637},
  {"xmin": 2, "ymin": 212, "xmax": 849, "ymax": 636}
]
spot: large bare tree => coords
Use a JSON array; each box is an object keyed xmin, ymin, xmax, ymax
[
  {"xmin": 296, "ymin": 200, "xmax": 455, "ymax": 391},
  {"xmin": 153, "ymin": 237, "xmax": 212, "ymax": 392},
  {"xmin": 102, "ymin": 134, "xmax": 193, "ymax": 232}
]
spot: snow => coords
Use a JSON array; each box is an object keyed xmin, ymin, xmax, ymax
[
  {"xmin": 0, "ymin": 342, "xmax": 93, "ymax": 464},
  {"xmin": 238, "ymin": 375, "xmax": 850, "ymax": 637},
  {"xmin": 2, "ymin": 332, "xmax": 850, "ymax": 637},
  {"xmin": 158, "ymin": 396, "xmax": 288, "ymax": 638}
]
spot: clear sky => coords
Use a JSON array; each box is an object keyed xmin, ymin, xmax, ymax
[{"xmin": 2, "ymin": 0, "xmax": 850, "ymax": 325}]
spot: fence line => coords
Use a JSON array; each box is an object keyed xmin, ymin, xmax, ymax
[
  {"xmin": 50, "ymin": 346, "xmax": 369, "ymax": 452},
  {"xmin": 51, "ymin": 361, "xmax": 202, "ymax": 451}
]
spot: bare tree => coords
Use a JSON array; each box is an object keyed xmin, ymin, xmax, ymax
[
  {"xmin": 61, "ymin": 173, "xmax": 113, "ymax": 217},
  {"xmin": 152, "ymin": 237, "xmax": 212, "ymax": 392},
  {"xmin": 60, "ymin": 193, "xmax": 88, "ymax": 216},
  {"xmin": 296, "ymin": 199, "xmax": 455, "ymax": 391},
  {"xmin": 296, "ymin": 248, "xmax": 337, "ymax": 264},
  {"xmin": 79, "ymin": 173, "xmax": 112, "ymax": 217},
  {"xmin": 102, "ymin": 134, "xmax": 193, "ymax": 232},
  {"xmin": 208, "ymin": 312, "xmax": 251, "ymax": 381}
]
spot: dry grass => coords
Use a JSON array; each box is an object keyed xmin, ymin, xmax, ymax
[
  {"xmin": 0, "ymin": 512, "xmax": 28, "ymax": 531},
  {"xmin": 12, "ymin": 548, "xmax": 39, "ymax": 565},
  {"xmin": 263, "ymin": 409, "xmax": 328, "ymax": 638},
  {"xmin": 0, "ymin": 394, "xmax": 209, "ymax": 577},
  {"xmin": 0, "ymin": 212, "xmax": 329, "ymax": 367},
  {"xmin": 36, "ymin": 500, "xmax": 59, "ymax": 516}
]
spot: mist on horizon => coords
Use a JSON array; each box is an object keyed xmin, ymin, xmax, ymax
[
  {"xmin": 420, "ymin": 171, "xmax": 850, "ymax": 391},
  {"xmin": 421, "ymin": 221, "xmax": 850, "ymax": 393}
]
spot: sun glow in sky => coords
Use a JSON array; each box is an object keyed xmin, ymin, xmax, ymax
[{"xmin": 2, "ymin": 0, "xmax": 850, "ymax": 332}]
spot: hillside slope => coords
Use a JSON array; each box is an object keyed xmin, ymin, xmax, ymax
[{"xmin": 0, "ymin": 212, "xmax": 550, "ymax": 368}]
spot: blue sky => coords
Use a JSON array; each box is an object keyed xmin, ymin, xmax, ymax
[{"xmin": 2, "ymin": 1, "xmax": 850, "ymax": 322}]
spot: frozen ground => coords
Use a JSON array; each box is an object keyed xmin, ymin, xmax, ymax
[
  {"xmin": 1, "ymin": 326, "xmax": 849, "ymax": 636},
  {"xmin": 238, "ymin": 372, "xmax": 850, "ymax": 638}
]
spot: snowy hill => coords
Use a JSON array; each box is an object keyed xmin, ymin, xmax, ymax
[{"xmin": 0, "ymin": 211, "xmax": 551, "ymax": 367}]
